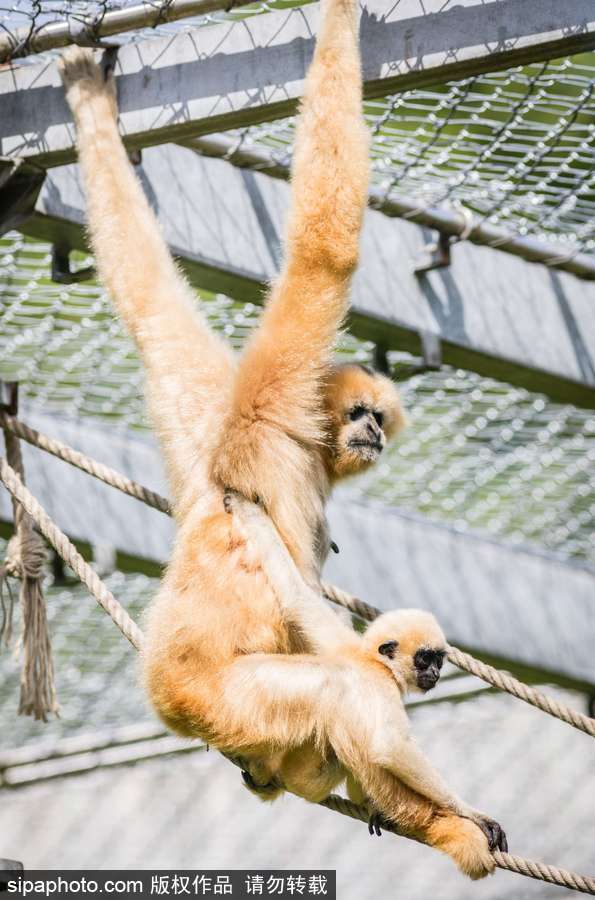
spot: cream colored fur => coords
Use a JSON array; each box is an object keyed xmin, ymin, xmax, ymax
[
  {"xmin": 59, "ymin": 0, "xmax": 500, "ymax": 879},
  {"xmin": 242, "ymin": 608, "xmax": 497, "ymax": 879}
]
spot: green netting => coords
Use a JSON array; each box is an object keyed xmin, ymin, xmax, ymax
[{"xmin": 2, "ymin": 231, "xmax": 594, "ymax": 563}]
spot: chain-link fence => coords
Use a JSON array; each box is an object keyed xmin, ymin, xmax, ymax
[
  {"xmin": 0, "ymin": 0, "xmax": 310, "ymax": 62},
  {"xmin": 229, "ymin": 57, "xmax": 595, "ymax": 258}
]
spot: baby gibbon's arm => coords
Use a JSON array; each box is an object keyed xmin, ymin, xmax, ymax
[
  {"xmin": 377, "ymin": 734, "xmax": 473, "ymax": 819},
  {"xmin": 233, "ymin": 496, "xmax": 361, "ymax": 650},
  {"xmin": 218, "ymin": 0, "xmax": 369, "ymax": 452},
  {"xmin": 60, "ymin": 49, "xmax": 234, "ymax": 509}
]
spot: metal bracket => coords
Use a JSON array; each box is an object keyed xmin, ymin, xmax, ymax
[
  {"xmin": 0, "ymin": 158, "xmax": 45, "ymax": 237},
  {"xmin": 419, "ymin": 330, "xmax": 442, "ymax": 370},
  {"xmin": 51, "ymin": 246, "xmax": 95, "ymax": 284},
  {"xmin": 414, "ymin": 231, "xmax": 452, "ymax": 276},
  {"xmin": 373, "ymin": 344, "xmax": 390, "ymax": 375},
  {"xmin": 0, "ymin": 381, "xmax": 18, "ymax": 416}
]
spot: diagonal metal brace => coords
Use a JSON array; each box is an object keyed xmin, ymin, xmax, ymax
[
  {"xmin": 0, "ymin": 159, "xmax": 45, "ymax": 237},
  {"xmin": 413, "ymin": 231, "xmax": 452, "ymax": 275},
  {"xmin": 51, "ymin": 246, "xmax": 95, "ymax": 284}
]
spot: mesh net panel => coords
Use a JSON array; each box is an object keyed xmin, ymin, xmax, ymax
[
  {"xmin": 0, "ymin": 0, "xmax": 313, "ymax": 59},
  {"xmin": 2, "ymin": 231, "xmax": 594, "ymax": 564},
  {"xmin": 222, "ymin": 56, "xmax": 595, "ymax": 258},
  {"xmin": 1, "ymin": 3, "xmax": 594, "ymax": 265},
  {"xmin": 0, "ymin": 556, "xmax": 155, "ymax": 750}
]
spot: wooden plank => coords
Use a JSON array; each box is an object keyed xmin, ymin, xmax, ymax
[
  {"xmin": 22, "ymin": 143, "xmax": 595, "ymax": 406},
  {"xmin": 2, "ymin": 0, "xmax": 594, "ymax": 168},
  {"xmin": 1, "ymin": 407, "xmax": 593, "ymax": 687}
]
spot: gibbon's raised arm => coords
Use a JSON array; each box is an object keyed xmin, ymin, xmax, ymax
[
  {"xmin": 59, "ymin": 50, "xmax": 234, "ymax": 511},
  {"xmin": 216, "ymin": 0, "xmax": 369, "ymax": 464}
]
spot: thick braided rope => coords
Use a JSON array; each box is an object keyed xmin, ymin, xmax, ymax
[
  {"xmin": 492, "ymin": 852, "xmax": 595, "ymax": 895},
  {"xmin": 320, "ymin": 796, "xmax": 595, "ymax": 895},
  {"xmin": 322, "ymin": 583, "xmax": 595, "ymax": 739},
  {"xmin": 0, "ymin": 461, "xmax": 593, "ymax": 895},
  {"xmin": 0, "ymin": 457, "xmax": 144, "ymax": 652},
  {"xmin": 0, "ymin": 413, "xmax": 171, "ymax": 514},
  {"xmin": 446, "ymin": 646, "xmax": 595, "ymax": 738}
]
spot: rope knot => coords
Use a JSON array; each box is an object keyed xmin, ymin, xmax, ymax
[
  {"xmin": 2, "ymin": 421, "xmax": 58, "ymax": 721},
  {"xmin": 3, "ymin": 529, "xmax": 47, "ymax": 580}
]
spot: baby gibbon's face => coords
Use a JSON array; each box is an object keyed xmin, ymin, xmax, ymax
[
  {"xmin": 363, "ymin": 609, "xmax": 447, "ymax": 694},
  {"xmin": 323, "ymin": 364, "xmax": 406, "ymax": 480}
]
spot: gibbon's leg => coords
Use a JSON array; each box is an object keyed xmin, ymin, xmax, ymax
[
  {"xmin": 218, "ymin": 654, "xmax": 496, "ymax": 878},
  {"xmin": 345, "ymin": 772, "xmax": 390, "ymax": 837},
  {"xmin": 212, "ymin": 0, "xmax": 370, "ymax": 546},
  {"xmin": 59, "ymin": 49, "xmax": 234, "ymax": 510}
]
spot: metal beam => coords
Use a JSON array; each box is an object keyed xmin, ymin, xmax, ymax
[
  {"xmin": 1, "ymin": 405, "xmax": 592, "ymax": 687},
  {"xmin": 2, "ymin": 0, "xmax": 595, "ymax": 169},
  {"xmin": 185, "ymin": 134, "xmax": 595, "ymax": 282},
  {"xmin": 0, "ymin": 0, "xmax": 253, "ymax": 63},
  {"xmin": 22, "ymin": 143, "xmax": 595, "ymax": 406}
]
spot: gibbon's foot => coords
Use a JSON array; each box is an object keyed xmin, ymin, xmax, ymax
[
  {"xmin": 241, "ymin": 769, "xmax": 282, "ymax": 799},
  {"xmin": 476, "ymin": 816, "xmax": 508, "ymax": 852},
  {"xmin": 367, "ymin": 811, "xmax": 392, "ymax": 837},
  {"xmin": 428, "ymin": 815, "xmax": 496, "ymax": 880}
]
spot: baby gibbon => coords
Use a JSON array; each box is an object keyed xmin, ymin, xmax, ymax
[
  {"xmin": 242, "ymin": 609, "xmax": 507, "ymax": 880},
  {"xmin": 60, "ymin": 0, "xmax": 504, "ymax": 877}
]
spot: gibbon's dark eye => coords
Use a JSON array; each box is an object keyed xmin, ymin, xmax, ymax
[
  {"xmin": 414, "ymin": 649, "xmax": 432, "ymax": 670},
  {"xmin": 378, "ymin": 640, "xmax": 398, "ymax": 659},
  {"xmin": 349, "ymin": 405, "xmax": 366, "ymax": 422},
  {"xmin": 373, "ymin": 410, "xmax": 384, "ymax": 428},
  {"xmin": 415, "ymin": 648, "xmax": 445, "ymax": 670}
]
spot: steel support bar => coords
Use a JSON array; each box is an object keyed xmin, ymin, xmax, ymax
[
  {"xmin": 0, "ymin": 0, "xmax": 254, "ymax": 63},
  {"xmin": 21, "ymin": 143, "xmax": 595, "ymax": 406},
  {"xmin": 186, "ymin": 135, "xmax": 595, "ymax": 281},
  {"xmin": 2, "ymin": 0, "xmax": 595, "ymax": 169}
]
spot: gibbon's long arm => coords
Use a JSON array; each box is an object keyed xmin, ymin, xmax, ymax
[
  {"xmin": 60, "ymin": 50, "xmax": 234, "ymax": 511},
  {"xmin": 374, "ymin": 735, "xmax": 470, "ymax": 817},
  {"xmin": 213, "ymin": 0, "xmax": 369, "ymax": 492}
]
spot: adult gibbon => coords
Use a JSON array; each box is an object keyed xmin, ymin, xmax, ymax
[{"xmin": 60, "ymin": 0, "xmax": 505, "ymax": 878}]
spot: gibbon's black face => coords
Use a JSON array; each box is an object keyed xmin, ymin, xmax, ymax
[
  {"xmin": 323, "ymin": 364, "xmax": 406, "ymax": 480},
  {"xmin": 413, "ymin": 647, "xmax": 446, "ymax": 692},
  {"xmin": 346, "ymin": 401, "xmax": 386, "ymax": 464},
  {"xmin": 367, "ymin": 610, "xmax": 447, "ymax": 693}
]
